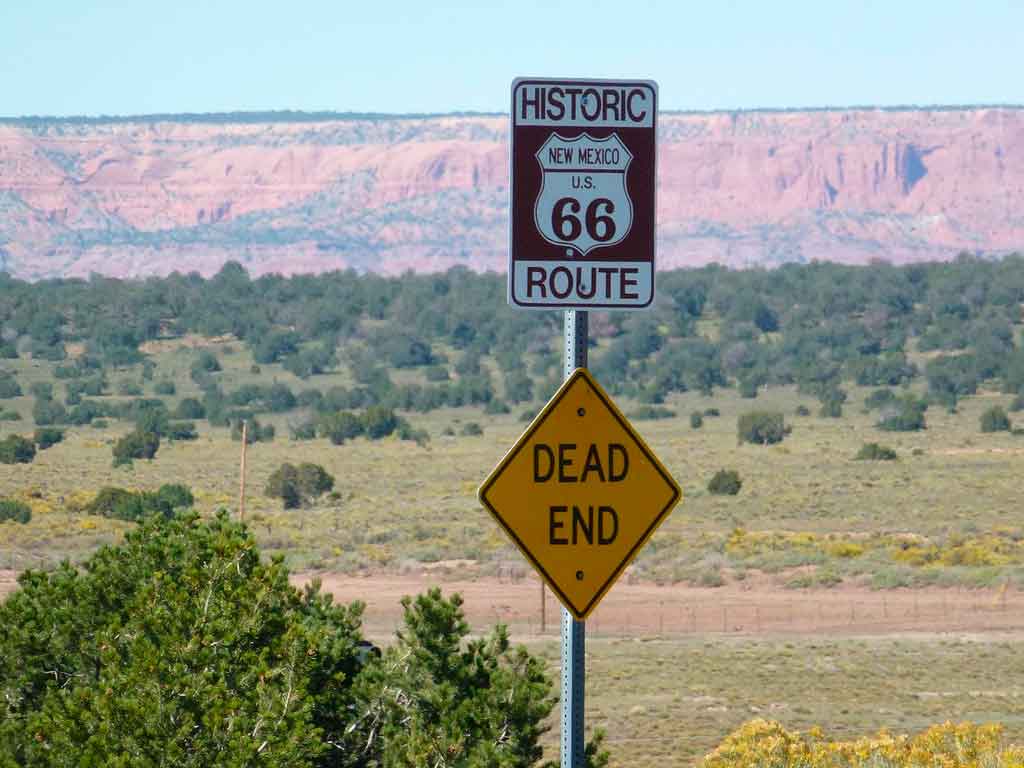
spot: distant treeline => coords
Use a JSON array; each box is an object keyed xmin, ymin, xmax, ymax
[
  {"xmin": 3, "ymin": 105, "xmax": 1023, "ymax": 127},
  {"xmin": 3, "ymin": 255, "xmax": 1024, "ymax": 420},
  {"xmin": 0, "ymin": 110, "xmax": 503, "ymax": 126}
]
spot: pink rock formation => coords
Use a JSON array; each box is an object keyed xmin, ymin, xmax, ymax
[{"xmin": 0, "ymin": 108, "xmax": 1021, "ymax": 280}]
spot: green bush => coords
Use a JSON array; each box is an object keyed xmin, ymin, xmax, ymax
[
  {"xmin": 118, "ymin": 380, "xmax": 144, "ymax": 396},
  {"xmin": 362, "ymin": 406, "xmax": 398, "ymax": 439},
  {"xmin": 86, "ymin": 484, "xmax": 193, "ymax": 522},
  {"xmin": 0, "ymin": 409, "xmax": 21, "ymax": 421},
  {"xmin": 32, "ymin": 397, "xmax": 67, "ymax": 426},
  {"xmin": 864, "ymin": 388, "xmax": 896, "ymax": 411},
  {"xmin": 86, "ymin": 486, "xmax": 138, "ymax": 517},
  {"xmin": 795, "ymin": 404, "xmax": 811, "ymax": 417},
  {"xmin": 1010, "ymin": 394, "xmax": 1024, "ymax": 412},
  {"xmin": 33, "ymin": 427, "xmax": 64, "ymax": 449},
  {"xmin": 737, "ymin": 411, "xmax": 787, "ymax": 445},
  {"xmin": 707, "ymin": 469, "xmax": 742, "ymax": 495},
  {"xmin": 174, "ymin": 397, "xmax": 206, "ymax": 419},
  {"xmin": 854, "ymin": 442, "xmax": 898, "ymax": 461},
  {"xmin": 0, "ymin": 435, "xmax": 36, "ymax": 464},
  {"xmin": 153, "ymin": 380, "xmax": 176, "ymax": 396},
  {"xmin": 981, "ymin": 405, "xmax": 1012, "ymax": 433},
  {"xmin": 484, "ymin": 399, "xmax": 510, "ymax": 415},
  {"xmin": 690, "ymin": 411, "xmax": 704, "ymax": 429},
  {"xmin": 630, "ymin": 405, "xmax": 676, "ymax": 421},
  {"xmin": 317, "ymin": 410, "xmax": 364, "ymax": 445},
  {"xmin": 0, "ymin": 376, "xmax": 22, "ymax": 399},
  {"xmin": 165, "ymin": 421, "xmax": 198, "ymax": 441},
  {"xmin": 0, "ymin": 499, "xmax": 31, "ymax": 524},
  {"xmin": 231, "ymin": 418, "xmax": 274, "ymax": 443},
  {"xmin": 265, "ymin": 463, "xmax": 335, "ymax": 508},
  {"xmin": 112, "ymin": 430, "xmax": 160, "ymax": 467},
  {"xmin": 877, "ymin": 395, "xmax": 927, "ymax": 431},
  {"xmin": 703, "ymin": 407, "xmax": 720, "ymax": 417},
  {"xmin": 191, "ymin": 349, "xmax": 221, "ymax": 376},
  {"xmin": 461, "ymin": 421, "xmax": 483, "ymax": 436}
]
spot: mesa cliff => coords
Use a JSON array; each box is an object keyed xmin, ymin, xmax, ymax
[{"xmin": 1, "ymin": 107, "xmax": 1021, "ymax": 280}]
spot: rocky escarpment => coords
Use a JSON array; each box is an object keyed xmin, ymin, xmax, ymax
[{"xmin": 0, "ymin": 107, "xmax": 1022, "ymax": 280}]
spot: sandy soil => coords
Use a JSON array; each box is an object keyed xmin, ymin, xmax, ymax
[
  {"xmin": 4, "ymin": 568, "xmax": 1018, "ymax": 640},
  {"xmin": 293, "ymin": 571, "xmax": 1024, "ymax": 640}
]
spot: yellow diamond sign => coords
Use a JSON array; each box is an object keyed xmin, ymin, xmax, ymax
[{"xmin": 479, "ymin": 368, "xmax": 682, "ymax": 619}]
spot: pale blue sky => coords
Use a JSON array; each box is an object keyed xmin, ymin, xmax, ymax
[{"xmin": 1, "ymin": 0, "xmax": 1021, "ymax": 117}]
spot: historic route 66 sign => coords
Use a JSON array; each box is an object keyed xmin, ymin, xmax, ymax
[
  {"xmin": 509, "ymin": 78, "xmax": 657, "ymax": 309},
  {"xmin": 534, "ymin": 133, "xmax": 633, "ymax": 256}
]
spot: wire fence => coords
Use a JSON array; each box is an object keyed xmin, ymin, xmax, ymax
[{"xmin": 353, "ymin": 586, "xmax": 1024, "ymax": 640}]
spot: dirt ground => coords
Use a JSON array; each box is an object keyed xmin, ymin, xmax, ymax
[
  {"xmin": 292, "ymin": 571, "xmax": 1023, "ymax": 640},
  {"xmin": 4, "ymin": 567, "xmax": 1019, "ymax": 640}
]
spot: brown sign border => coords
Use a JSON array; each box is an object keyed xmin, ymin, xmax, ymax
[{"xmin": 508, "ymin": 77, "xmax": 659, "ymax": 311}]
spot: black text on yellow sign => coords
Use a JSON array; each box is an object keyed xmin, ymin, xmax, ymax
[{"xmin": 479, "ymin": 368, "xmax": 682, "ymax": 620}]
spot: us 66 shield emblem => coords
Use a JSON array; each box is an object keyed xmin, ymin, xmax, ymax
[{"xmin": 534, "ymin": 133, "xmax": 634, "ymax": 256}]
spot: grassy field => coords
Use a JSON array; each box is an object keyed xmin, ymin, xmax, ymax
[
  {"xmin": 4, "ymin": 338, "xmax": 1024, "ymax": 766},
  {"xmin": 2, "ymin": 336, "xmax": 1024, "ymax": 590},
  {"xmin": 532, "ymin": 633, "xmax": 1024, "ymax": 767}
]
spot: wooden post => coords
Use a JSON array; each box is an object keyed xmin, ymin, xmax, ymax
[
  {"xmin": 541, "ymin": 581, "xmax": 547, "ymax": 635},
  {"xmin": 238, "ymin": 420, "xmax": 248, "ymax": 522}
]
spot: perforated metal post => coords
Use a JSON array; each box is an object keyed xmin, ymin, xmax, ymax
[{"xmin": 561, "ymin": 309, "xmax": 587, "ymax": 767}]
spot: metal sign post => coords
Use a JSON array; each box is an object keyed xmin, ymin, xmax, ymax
[
  {"xmin": 485, "ymin": 76, "xmax": 675, "ymax": 768},
  {"xmin": 562, "ymin": 309, "xmax": 587, "ymax": 767}
]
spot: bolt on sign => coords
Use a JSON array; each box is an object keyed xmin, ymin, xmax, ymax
[
  {"xmin": 479, "ymin": 368, "xmax": 681, "ymax": 619},
  {"xmin": 509, "ymin": 78, "xmax": 658, "ymax": 309}
]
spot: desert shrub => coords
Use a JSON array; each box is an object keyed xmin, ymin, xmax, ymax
[
  {"xmin": 362, "ymin": 406, "xmax": 398, "ymax": 439},
  {"xmin": 86, "ymin": 484, "xmax": 193, "ymax": 521},
  {"xmin": 118, "ymin": 380, "xmax": 143, "ymax": 396},
  {"xmin": 191, "ymin": 349, "xmax": 221, "ymax": 375},
  {"xmin": 484, "ymin": 399, "xmax": 510, "ymax": 414},
  {"xmin": 0, "ymin": 499, "xmax": 31, "ymax": 524},
  {"xmin": 855, "ymin": 442, "xmax": 898, "ymax": 461},
  {"xmin": 708, "ymin": 469, "xmax": 742, "ymax": 495},
  {"xmin": 317, "ymin": 410, "xmax": 364, "ymax": 445},
  {"xmin": 981, "ymin": 405, "xmax": 1012, "ymax": 433},
  {"xmin": 231, "ymin": 418, "xmax": 274, "ymax": 443},
  {"xmin": 877, "ymin": 395, "xmax": 927, "ymax": 432},
  {"xmin": 289, "ymin": 420, "xmax": 317, "ymax": 440},
  {"xmin": 704, "ymin": 719, "xmax": 1022, "ymax": 768},
  {"xmin": 153, "ymin": 380, "xmax": 176, "ymax": 396},
  {"xmin": 795, "ymin": 404, "xmax": 811, "ymax": 417},
  {"xmin": 265, "ymin": 463, "xmax": 335, "ymax": 509},
  {"xmin": 174, "ymin": 397, "xmax": 206, "ymax": 419},
  {"xmin": 631, "ymin": 405, "xmax": 676, "ymax": 420},
  {"xmin": 396, "ymin": 418, "xmax": 430, "ymax": 447},
  {"xmin": 29, "ymin": 382, "xmax": 53, "ymax": 400},
  {"xmin": 703, "ymin": 407, "xmax": 720, "ymax": 417},
  {"xmin": 33, "ymin": 427, "xmax": 64, "ymax": 449},
  {"xmin": 0, "ymin": 409, "xmax": 20, "ymax": 421},
  {"xmin": 112, "ymin": 430, "xmax": 160, "ymax": 467},
  {"xmin": 86, "ymin": 486, "xmax": 138, "ymax": 516},
  {"xmin": 0, "ymin": 435, "xmax": 35, "ymax": 464},
  {"xmin": 32, "ymin": 397, "xmax": 67, "ymax": 426},
  {"xmin": 864, "ymin": 388, "xmax": 896, "ymax": 411},
  {"xmin": 165, "ymin": 421, "xmax": 198, "ymax": 441},
  {"xmin": 690, "ymin": 411, "xmax": 704, "ymax": 429},
  {"xmin": 1010, "ymin": 394, "xmax": 1024, "ymax": 412},
  {"xmin": 461, "ymin": 421, "xmax": 483, "ymax": 436},
  {"xmin": 0, "ymin": 375, "xmax": 22, "ymax": 399},
  {"xmin": 818, "ymin": 399, "xmax": 843, "ymax": 418},
  {"xmin": 737, "ymin": 411, "xmax": 787, "ymax": 445}
]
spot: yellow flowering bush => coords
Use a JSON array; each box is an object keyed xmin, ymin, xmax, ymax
[
  {"xmin": 725, "ymin": 528, "xmax": 1024, "ymax": 572},
  {"xmin": 703, "ymin": 719, "xmax": 1024, "ymax": 768}
]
